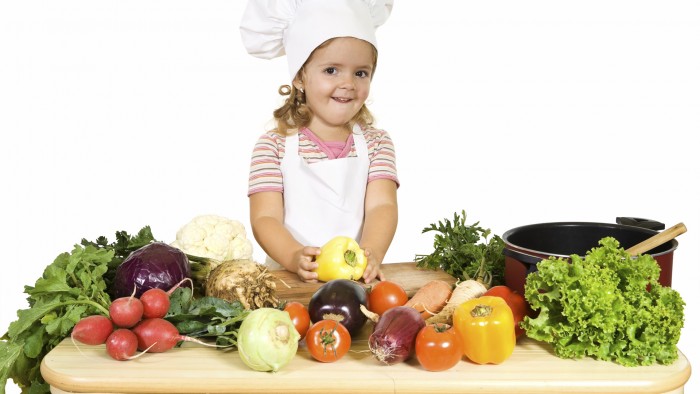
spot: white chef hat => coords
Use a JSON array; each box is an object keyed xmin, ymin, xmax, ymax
[{"xmin": 240, "ymin": 0, "xmax": 393, "ymax": 80}]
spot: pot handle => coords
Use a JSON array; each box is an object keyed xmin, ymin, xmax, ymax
[
  {"xmin": 502, "ymin": 248, "xmax": 543, "ymax": 274},
  {"xmin": 616, "ymin": 217, "xmax": 665, "ymax": 231}
]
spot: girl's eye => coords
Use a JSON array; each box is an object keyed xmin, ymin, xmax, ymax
[
  {"xmin": 324, "ymin": 67, "xmax": 338, "ymax": 75},
  {"xmin": 356, "ymin": 70, "xmax": 370, "ymax": 78}
]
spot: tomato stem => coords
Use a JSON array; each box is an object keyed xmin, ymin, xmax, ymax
[
  {"xmin": 431, "ymin": 323, "xmax": 451, "ymax": 333},
  {"xmin": 320, "ymin": 324, "xmax": 339, "ymax": 357}
]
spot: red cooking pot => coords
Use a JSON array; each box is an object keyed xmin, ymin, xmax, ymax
[{"xmin": 502, "ymin": 219, "xmax": 678, "ymax": 295}]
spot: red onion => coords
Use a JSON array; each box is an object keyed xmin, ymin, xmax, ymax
[{"xmin": 368, "ymin": 306, "xmax": 425, "ymax": 365}]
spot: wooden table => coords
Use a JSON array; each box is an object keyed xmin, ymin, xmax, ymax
[{"xmin": 40, "ymin": 263, "xmax": 691, "ymax": 394}]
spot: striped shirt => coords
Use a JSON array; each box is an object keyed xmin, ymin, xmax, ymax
[{"xmin": 248, "ymin": 127, "xmax": 399, "ymax": 196}]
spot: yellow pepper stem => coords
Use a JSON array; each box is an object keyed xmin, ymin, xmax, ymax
[
  {"xmin": 344, "ymin": 250, "xmax": 357, "ymax": 267},
  {"xmin": 471, "ymin": 304, "xmax": 493, "ymax": 318}
]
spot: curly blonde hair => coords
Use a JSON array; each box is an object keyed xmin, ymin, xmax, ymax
[{"xmin": 271, "ymin": 38, "xmax": 378, "ymax": 136}]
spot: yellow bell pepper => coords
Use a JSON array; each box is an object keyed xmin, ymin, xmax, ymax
[
  {"xmin": 313, "ymin": 236, "xmax": 367, "ymax": 282},
  {"xmin": 452, "ymin": 295, "xmax": 516, "ymax": 364}
]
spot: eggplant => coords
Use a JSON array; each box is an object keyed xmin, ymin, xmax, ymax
[{"xmin": 308, "ymin": 279, "xmax": 368, "ymax": 337}]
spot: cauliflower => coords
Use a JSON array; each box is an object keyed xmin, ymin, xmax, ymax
[{"xmin": 171, "ymin": 215, "xmax": 254, "ymax": 261}]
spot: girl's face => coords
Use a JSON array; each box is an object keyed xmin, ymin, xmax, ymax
[{"xmin": 297, "ymin": 37, "xmax": 375, "ymax": 136}]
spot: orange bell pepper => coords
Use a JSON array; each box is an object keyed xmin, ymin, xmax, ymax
[{"xmin": 452, "ymin": 295, "xmax": 516, "ymax": 364}]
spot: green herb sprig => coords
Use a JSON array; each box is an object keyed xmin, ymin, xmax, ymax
[{"xmin": 414, "ymin": 210, "xmax": 505, "ymax": 286}]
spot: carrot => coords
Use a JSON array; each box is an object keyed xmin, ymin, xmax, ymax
[
  {"xmin": 404, "ymin": 280, "xmax": 453, "ymax": 320},
  {"xmin": 425, "ymin": 279, "xmax": 488, "ymax": 325}
]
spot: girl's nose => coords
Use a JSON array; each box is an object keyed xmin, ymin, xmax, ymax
[{"xmin": 339, "ymin": 74, "xmax": 355, "ymax": 90}]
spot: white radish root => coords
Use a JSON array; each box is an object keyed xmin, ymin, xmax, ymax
[{"xmin": 425, "ymin": 280, "xmax": 488, "ymax": 325}]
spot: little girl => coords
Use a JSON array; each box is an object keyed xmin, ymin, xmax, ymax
[{"xmin": 240, "ymin": 0, "xmax": 397, "ymax": 283}]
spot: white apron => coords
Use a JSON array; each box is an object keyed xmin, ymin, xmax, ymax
[{"xmin": 265, "ymin": 125, "xmax": 370, "ymax": 269}]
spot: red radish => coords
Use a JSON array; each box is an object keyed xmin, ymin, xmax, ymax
[
  {"xmin": 140, "ymin": 288, "xmax": 170, "ymax": 319},
  {"xmin": 132, "ymin": 318, "xmax": 225, "ymax": 353},
  {"xmin": 140, "ymin": 278, "xmax": 193, "ymax": 319},
  {"xmin": 71, "ymin": 315, "xmax": 114, "ymax": 345},
  {"xmin": 110, "ymin": 287, "xmax": 144, "ymax": 328},
  {"xmin": 105, "ymin": 329, "xmax": 139, "ymax": 361}
]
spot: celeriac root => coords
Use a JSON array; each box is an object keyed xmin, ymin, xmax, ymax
[
  {"xmin": 425, "ymin": 279, "xmax": 487, "ymax": 325},
  {"xmin": 205, "ymin": 259, "xmax": 279, "ymax": 310}
]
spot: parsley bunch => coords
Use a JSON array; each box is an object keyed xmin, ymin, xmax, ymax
[
  {"xmin": 414, "ymin": 210, "xmax": 505, "ymax": 286},
  {"xmin": 0, "ymin": 227, "xmax": 155, "ymax": 393}
]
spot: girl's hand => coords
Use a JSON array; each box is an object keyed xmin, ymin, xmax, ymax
[
  {"xmin": 361, "ymin": 247, "xmax": 385, "ymax": 283},
  {"xmin": 295, "ymin": 246, "xmax": 320, "ymax": 283}
]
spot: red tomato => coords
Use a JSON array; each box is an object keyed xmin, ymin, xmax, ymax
[
  {"xmin": 483, "ymin": 285, "xmax": 529, "ymax": 338},
  {"xmin": 305, "ymin": 320, "xmax": 351, "ymax": 363},
  {"xmin": 368, "ymin": 280, "xmax": 408, "ymax": 316},
  {"xmin": 415, "ymin": 323, "xmax": 463, "ymax": 371},
  {"xmin": 284, "ymin": 301, "xmax": 310, "ymax": 340}
]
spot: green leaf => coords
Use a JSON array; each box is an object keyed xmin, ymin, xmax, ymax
[
  {"xmin": 23, "ymin": 327, "xmax": 44, "ymax": 359},
  {"xmin": 8, "ymin": 300, "xmax": 64, "ymax": 340},
  {"xmin": 30, "ymin": 277, "xmax": 74, "ymax": 295},
  {"xmin": 0, "ymin": 341, "xmax": 23, "ymax": 387}
]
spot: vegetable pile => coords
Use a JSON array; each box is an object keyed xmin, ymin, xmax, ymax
[
  {"xmin": 523, "ymin": 237, "xmax": 685, "ymax": 367},
  {"xmin": 71, "ymin": 278, "xmax": 231, "ymax": 361},
  {"xmin": 0, "ymin": 227, "xmax": 155, "ymax": 391}
]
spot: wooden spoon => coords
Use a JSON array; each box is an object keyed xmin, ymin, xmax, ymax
[{"xmin": 626, "ymin": 222, "xmax": 687, "ymax": 256}]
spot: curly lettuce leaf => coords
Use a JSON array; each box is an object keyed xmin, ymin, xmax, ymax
[{"xmin": 523, "ymin": 237, "xmax": 685, "ymax": 367}]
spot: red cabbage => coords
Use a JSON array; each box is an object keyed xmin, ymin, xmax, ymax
[{"xmin": 112, "ymin": 242, "xmax": 190, "ymax": 299}]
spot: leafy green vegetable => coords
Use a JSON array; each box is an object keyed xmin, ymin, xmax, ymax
[
  {"xmin": 0, "ymin": 227, "xmax": 155, "ymax": 393},
  {"xmin": 165, "ymin": 287, "xmax": 249, "ymax": 347},
  {"xmin": 414, "ymin": 210, "xmax": 505, "ymax": 286},
  {"xmin": 523, "ymin": 237, "xmax": 685, "ymax": 367}
]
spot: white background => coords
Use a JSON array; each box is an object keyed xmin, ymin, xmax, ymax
[{"xmin": 1, "ymin": 1, "xmax": 698, "ymax": 393}]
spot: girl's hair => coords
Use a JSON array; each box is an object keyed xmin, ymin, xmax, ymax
[{"xmin": 271, "ymin": 38, "xmax": 378, "ymax": 136}]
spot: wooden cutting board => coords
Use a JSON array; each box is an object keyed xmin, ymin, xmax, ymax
[
  {"xmin": 41, "ymin": 338, "xmax": 690, "ymax": 394},
  {"xmin": 39, "ymin": 263, "xmax": 692, "ymax": 393},
  {"xmin": 269, "ymin": 261, "xmax": 457, "ymax": 306}
]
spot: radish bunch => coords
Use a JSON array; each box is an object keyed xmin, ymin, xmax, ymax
[{"xmin": 71, "ymin": 279, "xmax": 199, "ymax": 361}]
